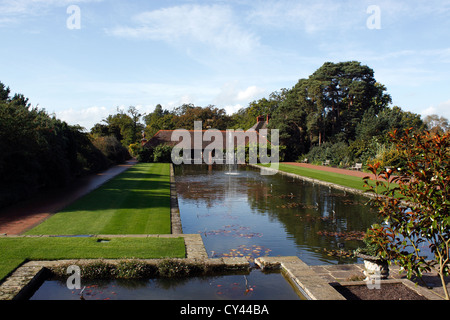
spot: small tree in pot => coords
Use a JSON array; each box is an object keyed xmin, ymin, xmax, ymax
[
  {"xmin": 363, "ymin": 129, "xmax": 449, "ymax": 300},
  {"xmin": 354, "ymin": 224, "xmax": 390, "ymax": 281}
]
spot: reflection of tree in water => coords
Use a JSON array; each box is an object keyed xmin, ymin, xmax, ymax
[
  {"xmin": 174, "ymin": 165, "xmax": 251, "ymax": 209},
  {"xmin": 245, "ymin": 173, "xmax": 380, "ymax": 257},
  {"xmin": 175, "ymin": 164, "xmax": 380, "ymax": 263}
]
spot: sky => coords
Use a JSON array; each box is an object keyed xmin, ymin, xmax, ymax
[{"xmin": 1, "ymin": 0, "xmax": 450, "ymax": 131}]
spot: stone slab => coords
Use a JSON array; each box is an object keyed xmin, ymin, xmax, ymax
[{"xmin": 255, "ymin": 256, "xmax": 346, "ymax": 300}]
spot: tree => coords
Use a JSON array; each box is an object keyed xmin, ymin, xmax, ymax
[
  {"xmin": 127, "ymin": 106, "xmax": 144, "ymax": 144},
  {"xmin": 271, "ymin": 61, "xmax": 392, "ymax": 160},
  {"xmin": 172, "ymin": 104, "xmax": 231, "ymax": 130},
  {"xmin": 92, "ymin": 107, "xmax": 144, "ymax": 147},
  {"xmin": 424, "ymin": 114, "xmax": 449, "ymax": 135},
  {"xmin": 0, "ymin": 82, "xmax": 10, "ymax": 101},
  {"xmin": 364, "ymin": 129, "xmax": 450, "ymax": 300},
  {"xmin": 0, "ymin": 81, "xmax": 113, "ymax": 207},
  {"xmin": 231, "ymin": 90, "xmax": 287, "ymax": 130},
  {"xmin": 143, "ymin": 104, "xmax": 175, "ymax": 138}
]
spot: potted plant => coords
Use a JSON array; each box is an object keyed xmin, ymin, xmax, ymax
[{"xmin": 354, "ymin": 225, "xmax": 389, "ymax": 280}]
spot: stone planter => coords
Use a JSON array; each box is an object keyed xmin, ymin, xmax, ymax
[{"xmin": 357, "ymin": 253, "xmax": 389, "ymax": 280}]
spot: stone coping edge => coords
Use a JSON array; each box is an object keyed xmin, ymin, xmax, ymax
[
  {"xmin": 248, "ymin": 164, "xmax": 373, "ymax": 198},
  {"xmin": 170, "ymin": 164, "xmax": 183, "ymax": 234},
  {"xmin": 255, "ymin": 256, "xmax": 346, "ymax": 300}
]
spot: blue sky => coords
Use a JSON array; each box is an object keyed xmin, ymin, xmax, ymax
[{"xmin": 1, "ymin": 0, "xmax": 449, "ymax": 130}]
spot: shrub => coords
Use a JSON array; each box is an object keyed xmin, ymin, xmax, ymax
[
  {"xmin": 304, "ymin": 141, "xmax": 351, "ymax": 166},
  {"xmin": 366, "ymin": 142, "xmax": 404, "ymax": 168},
  {"xmin": 136, "ymin": 146, "xmax": 154, "ymax": 163},
  {"xmin": 92, "ymin": 135, "xmax": 131, "ymax": 164},
  {"xmin": 364, "ymin": 129, "xmax": 450, "ymax": 300},
  {"xmin": 152, "ymin": 144, "xmax": 173, "ymax": 163},
  {"xmin": 137, "ymin": 145, "xmax": 173, "ymax": 163}
]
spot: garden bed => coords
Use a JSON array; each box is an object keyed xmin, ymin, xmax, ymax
[{"xmin": 332, "ymin": 281, "xmax": 428, "ymax": 300}]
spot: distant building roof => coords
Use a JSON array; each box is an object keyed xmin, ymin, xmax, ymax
[
  {"xmin": 144, "ymin": 129, "xmax": 269, "ymax": 150},
  {"xmin": 144, "ymin": 115, "xmax": 272, "ymax": 150}
]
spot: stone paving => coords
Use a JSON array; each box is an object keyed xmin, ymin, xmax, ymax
[{"xmin": 310, "ymin": 262, "xmax": 448, "ymax": 300}]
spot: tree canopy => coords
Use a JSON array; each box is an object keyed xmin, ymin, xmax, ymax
[
  {"xmin": 269, "ymin": 61, "xmax": 395, "ymax": 159},
  {"xmin": 0, "ymin": 82, "xmax": 129, "ymax": 208}
]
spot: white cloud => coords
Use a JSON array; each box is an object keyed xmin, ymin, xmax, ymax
[
  {"xmin": 421, "ymin": 100, "xmax": 450, "ymax": 120},
  {"xmin": 237, "ymin": 86, "xmax": 266, "ymax": 101},
  {"xmin": 108, "ymin": 4, "xmax": 260, "ymax": 54},
  {"xmin": 214, "ymin": 82, "xmax": 266, "ymax": 109},
  {"xmin": 223, "ymin": 103, "xmax": 244, "ymax": 115},
  {"xmin": 56, "ymin": 105, "xmax": 111, "ymax": 130}
]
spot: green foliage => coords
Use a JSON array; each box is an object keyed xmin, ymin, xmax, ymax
[
  {"xmin": 364, "ymin": 129, "xmax": 450, "ymax": 300},
  {"xmin": 0, "ymin": 82, "xmax": 114, "ymax": 208},
  {"xmin": 152, "ymin": 144, "xmax": 173, "ymax": 163},
  {"xmin": 51, "ymin": 259, "xmax": 225, "ymax": 280},
  {"xmin": 91, "ymin": 135, "xmax": 130, "ymax": 164},
  {"xmin": 365, "ymin": 142, "xmax": 404, "ymax": 168},
  {"xmin": 137, "ymin": 145, "xmax": 173, "ymax": 163},
  {"xmin": 302, "ymin": 141, "xmax": 351, "ymax": 167},
  {"xmin": 143, "ymin": 104, "xmax": 175, "ymax": 138},
  {"xmin": 128, "ymin": 142, "xmax": 141, "ymax": 158},
  {"xmin": 354, "ymin": 224, "xmax": 385, "ymax": 258},
  {"xmin": 91, "ymin": 106, "xmax": 144, "ymax": 147},
  {"xmin": 136, "ymin": 146, "xmax": 154, "ymax": 163},
  {"xmin": 172, "ymin": 104, "xmax": 231, "ymax": 130}
]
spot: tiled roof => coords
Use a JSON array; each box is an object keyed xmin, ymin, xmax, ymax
[{"xmin": 144, "ymin": 129, "xmax": 270, "ymax": 149}]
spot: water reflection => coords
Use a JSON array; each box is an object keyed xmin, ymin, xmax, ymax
[
  {"xmin": 31, "ymin": 270, "xmax": 303, "ymax": 300},
  {"xmin": 174, "ymin": 164, "xmax": 380, "ymax": 265}
]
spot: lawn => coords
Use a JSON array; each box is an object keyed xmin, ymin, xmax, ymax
[
  {"xmin": 259, "ymin": 163, "xmax": 398, "ymax": 194},
  {"xmin": 262, "ymin": 163, "xmax": 368, "ymax": 191},
  {"xmin": 1, "ymin": 163, "xmax": 186, "ymax": 283},
  {"xmin": 26, "ymin": 163, "xmax": 172, "ymax": 235},
  {"xmin": 0, "ymin": 236, "xmax": 186, "ymax": 281}
]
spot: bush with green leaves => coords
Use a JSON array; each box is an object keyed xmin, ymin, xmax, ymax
[
  {"xmin": 137, "ymin": 145, "xmax": 173, "ymax": 163},
  {"xmin": 364, "ymin": 129, "xmax": 450, "ymax": 300},
  {"xmin": 91, "ymin": 135, "xmax": 131, "ymax": 164},
  {"xmin": 302, "ymin": 141, "xmax": 351, "ymax": 167},
  {"xmin": 0, "ymin": 83, "xmax": 112, "ymax": 207}
]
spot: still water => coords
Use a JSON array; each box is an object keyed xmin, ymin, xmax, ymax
[
  {"xmin": 175, "ymin": 164, "xmax": 379, "ymax": 265},
  {"xmin": 30, "ymin": 269, "xmax": 303, "ymax": 300}
]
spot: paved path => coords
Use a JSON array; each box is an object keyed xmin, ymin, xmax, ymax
[{"xmin": 0, "ymin": 159, "xmax": 137, "ymax": 235}]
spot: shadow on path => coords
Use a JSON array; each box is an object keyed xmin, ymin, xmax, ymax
[{"xmin": 0, "ymin": 159, "xmax": 137, "ymax": 235}]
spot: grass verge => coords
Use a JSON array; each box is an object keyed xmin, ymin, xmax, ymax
[
  {"xmin": 258, "ymin": 163, "xmax": 398, "ymax": 194},
  {"xmin": 0, "ymin": 236, "xmax": 186, "ymax": 282},
  {"xmin": 261, "ymin": 163, "xmax": 368, "ymax": 191},
  {"xmin": 25, "ymin": 163, "xmax": 171, "ymax": 235}
]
